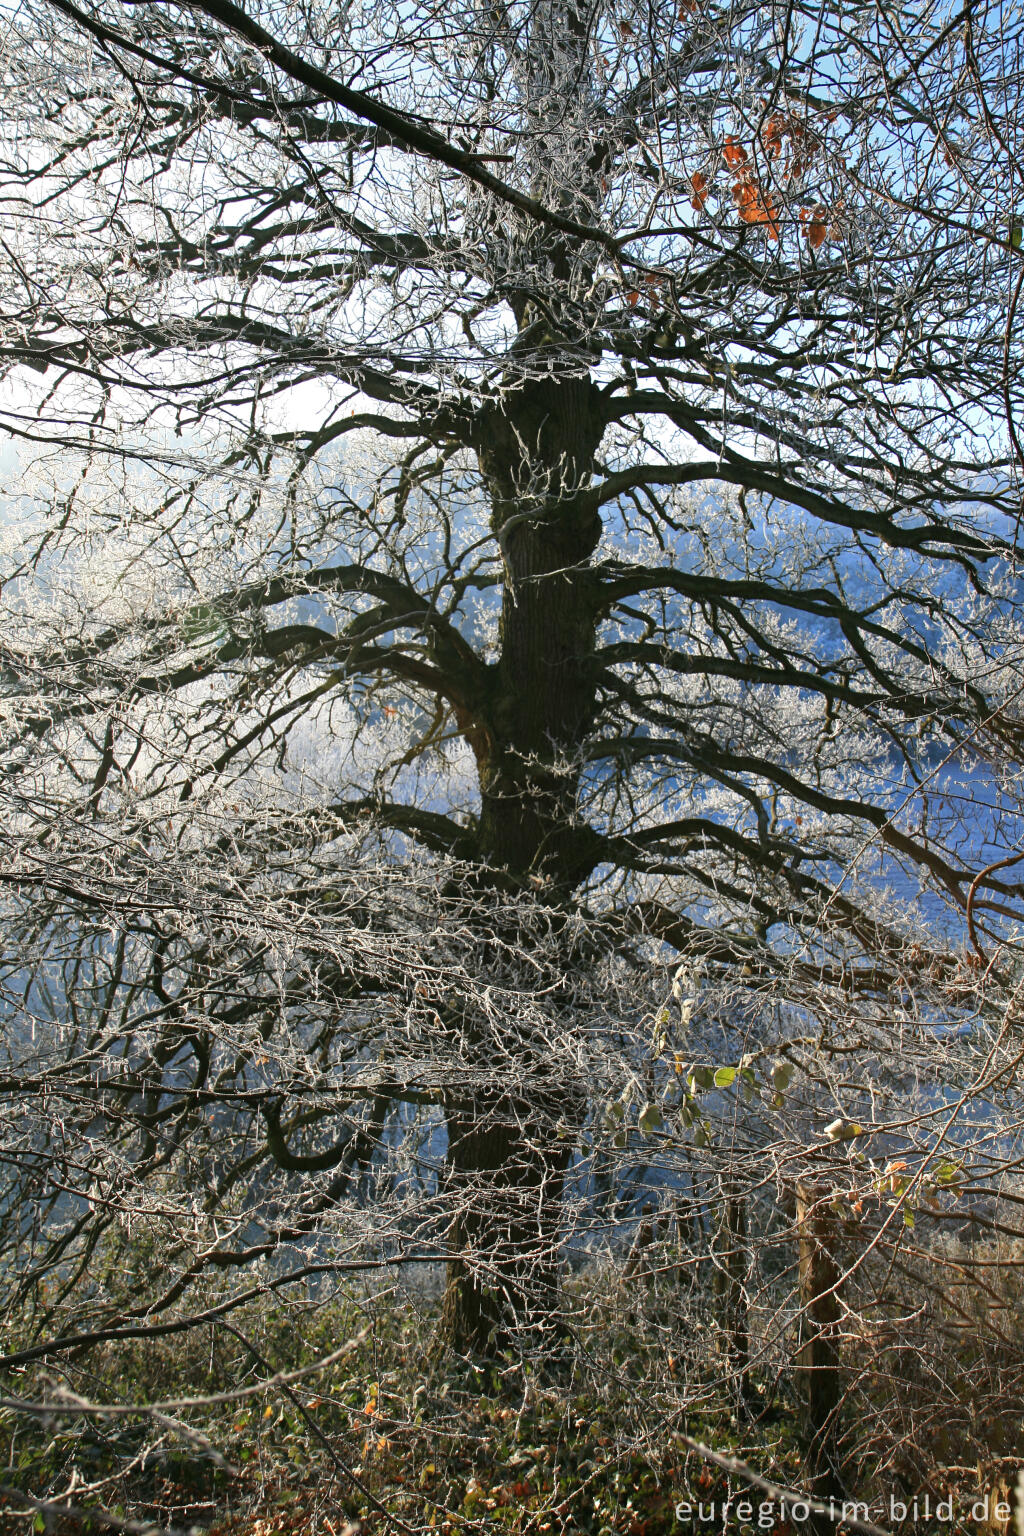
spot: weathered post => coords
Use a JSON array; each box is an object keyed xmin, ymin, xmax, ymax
[{"xmin": 796, "ymin": 1180, "xmax": 844, "ymax": 1503}]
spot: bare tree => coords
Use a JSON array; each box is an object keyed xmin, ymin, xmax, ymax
[{"xmin": 1, "ymin": 0, "xmax": 1023, "ymax": 1381}]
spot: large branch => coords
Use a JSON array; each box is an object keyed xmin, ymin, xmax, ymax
[
  {"xmin": 589, "ymin": 731, "xmax": 983, "ymax": 905},
  {"xmin": 587, "ymin": 458, "xmax": 999, "ymax": 561},
  {"xmin": 597, "ymin": 642, "xmax": 935, "ymax": 717}
]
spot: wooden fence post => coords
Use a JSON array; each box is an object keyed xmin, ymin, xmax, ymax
[{"xmin": 796, "ymin": 1179, "xmax": 844, "ymax": 1495}]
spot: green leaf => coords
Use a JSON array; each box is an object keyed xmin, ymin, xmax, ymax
[
  {"xmin": 824, "ymin": 1118, "xmax": 864, "ymax": 1141},
  {"xmin": 638, "ymin": 1101, "xmax": 665, "ymax": 1135},
  {"xmin": 464, "ymin": 1476, "xmax": 484, "ymax": 1504},
  {"xmin": 713, "ymin": 1065, "xmax": 737, "ymax": 1088},
  {"xmin": 772, "ymin": 1060, "xmax": 794, "ymax": 1092}
]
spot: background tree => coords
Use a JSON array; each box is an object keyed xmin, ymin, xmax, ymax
[{"xmin": 2, "ymin": 0, "xmax": 1024, "ymax": 1379}]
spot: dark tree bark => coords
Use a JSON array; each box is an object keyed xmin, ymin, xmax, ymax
[
  {"xmin": 430, "ymin": 371, "xmax": 604, "ymax": 1352},
  {"xmin": 436, "ymin": 1092, "xmax": 576, "ymax": 1354},
  {"xmin": 474, "ymin": 373, "xmax": 605, "ymax": 882}
]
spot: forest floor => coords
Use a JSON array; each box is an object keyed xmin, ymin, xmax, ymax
[{"xmin": 0, "ymin": 1277, "xmax": 999, "ymax": 1536}]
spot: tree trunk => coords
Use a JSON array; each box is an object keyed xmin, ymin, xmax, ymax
[
  {"xmin": 433, "ymin": 371, "xmax": 603, "ymax": 1358},
  {"xmin": 473, "ymin": 372, "xmax": 605, "ymax": 891},
  {"xmin": 435, "ymin": 1093, "xmax": 575, "ymax": 1356}
]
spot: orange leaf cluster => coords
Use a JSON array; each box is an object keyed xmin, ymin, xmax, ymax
[
  {"xmin": 733, "ymin": 176, "xmax": 780, "ymax": 237},
  {"xmin": 624, "ymin": 272, "xmax": 669, "ymax": 312},
  {"xmin": 725, "ymin": 139, "xmax": 779, "ymax": 239},
  {"xmin": 760, "ymin": 112, "xmax": 818, "ymax": 181},
  {"xmin": 688, "ymin": 115, "xmax": 840, "ymax": 247},
  {"xmin": 798, "ymin": 203, "xmax": 839, "ymax": 249},
  {"xmin": 723, "ymin": 135, "xmax": 747, "ymax": 169}
]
